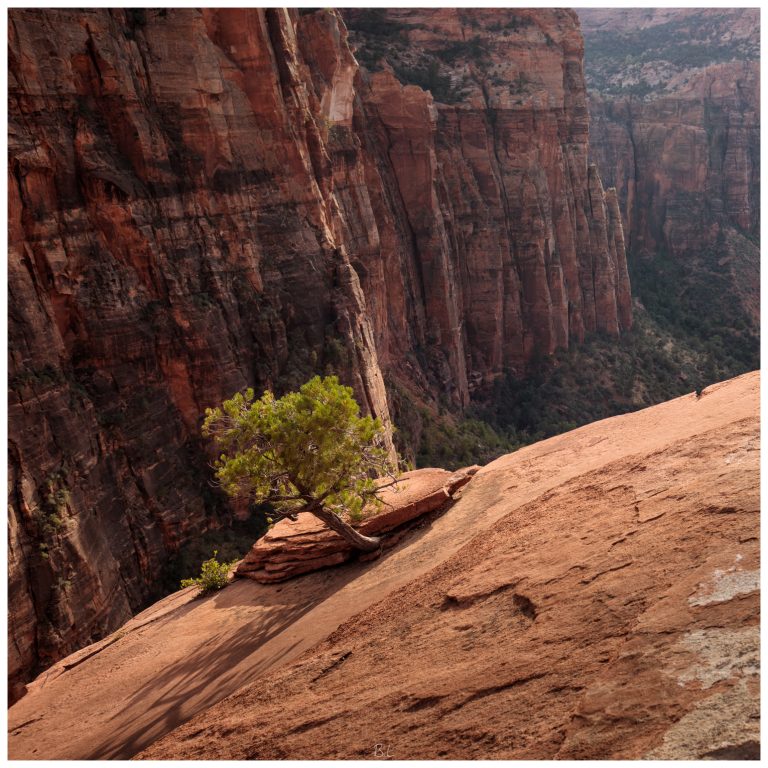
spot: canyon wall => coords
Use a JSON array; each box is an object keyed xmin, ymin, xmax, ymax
[
  {"xmin": 344, "ymin": 7, "xmax": 631, "ymax": 403},
  {"xmin": 8, "ymin": 7, "xmax": 629, "ymax": 698},
  {"xmin": 581, "ymin": 9, "xmax": 759, "ymax": 327}
]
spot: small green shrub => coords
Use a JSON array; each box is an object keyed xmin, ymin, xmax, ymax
[
  {"xmin": 434, "ymin": 37, "xmax": 487, "ymax": 65},
  {"xmin": 181, "ymin": 550, "xmax": 236, "ymax": 595}
]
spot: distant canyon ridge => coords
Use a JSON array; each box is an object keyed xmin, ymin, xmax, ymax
[{"xmin": 581, "ymin": 8, "xmax": 759, "ymax": 328}]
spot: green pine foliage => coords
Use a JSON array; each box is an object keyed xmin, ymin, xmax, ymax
[{"xmin": 203, "ymin": 375, "xmax": 394, "ymax": 523}]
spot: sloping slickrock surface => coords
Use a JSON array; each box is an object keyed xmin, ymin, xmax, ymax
[
  {"xmin": 140, "ymin": 372, "xmax": 759, "ymax": 760},
  {"xmin": 236, "ymin": 467, "xmax": 477, "ymax": 583},
  {"xmin": 8, "ymin": 372, "xmax": 758, "ymax": 760}
]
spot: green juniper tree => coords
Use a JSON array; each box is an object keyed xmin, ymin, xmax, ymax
[{"xmin": 203, "ymin": 375, "xmax": 395, "ymax": 552}]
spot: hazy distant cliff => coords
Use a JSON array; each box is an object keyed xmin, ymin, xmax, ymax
[
  {"xmin": 8, "ymin": 7, "xmax": 629, "ymax": 696},
  {"xmin": 581, "ymin": 8, "xmax": 759, "ymax": 331}
]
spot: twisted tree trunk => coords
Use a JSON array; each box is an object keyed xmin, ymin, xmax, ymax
[{"xmin": 307, "ymin": 503, "xmax": 381, "ymax": 552}]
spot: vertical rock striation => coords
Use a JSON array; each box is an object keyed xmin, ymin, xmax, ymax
[
  {"xmin": 344, "ymin": 8, "xmax": 631, "ymax": 403},
  {"xmin": 7, "ymin": 7, "xmax": 629, "ymax": 697},
  {"xmin": 581, "ymin": 8, "xmax": 759, "ymax": 326},
  {"xmin": 7, "ymin": 7, "xmax": 393, "ymax": 700},
  {"xmin": 588, "ymin": 64, "xmax": 759, "ymax": 263}
]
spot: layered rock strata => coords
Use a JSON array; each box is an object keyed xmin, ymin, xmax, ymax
[
  {"xmin": 581, "ymin": 8, "xmax": 759, "ymax": 326},
  {"xmin": 588, "ymin": 63, "xmax": 759, "ymax": 270},
  {"xmin": 345, "ymin": 8, "xmax": 632, "ymax": 400},
  {"xmin": 8, "ymin": 7, "xmax": 630, "ymax": 693},
  {"xmin": 236, "ymin": 467, "xmax": 477, "ymax": 583},
  {"xmin": 7, "ymin": 7, "xmax": 398, "ymax": 698}
]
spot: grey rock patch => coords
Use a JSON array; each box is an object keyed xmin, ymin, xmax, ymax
[
  {"xmin": 645, "ymin": 679, "xmax": 759, "ymax": 760},
  {"xmin": 676, "ymin": 626, "xmax": 759, "ymax": 689},
  {"xmin": 689, "ymin": 559, "xmax": 759, "ymax": 606}
]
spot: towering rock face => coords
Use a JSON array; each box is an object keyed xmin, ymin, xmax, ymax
[
  {"xmin": 344, "ymin": 8, "xmax": 631, "ymax": 403},
  {"xmin": 580, "ymin": 9, "xmax": 759, "ymax": 327},
  {"xmin": 8, "ymin": 7, "xmax": 629, "ymax": 696},
  {"xmin": 7, "ymin": 6, "xmax": 393, "ymax": 701}
]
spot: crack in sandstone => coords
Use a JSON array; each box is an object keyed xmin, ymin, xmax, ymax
[
  {"xmin": 311, "ymin": 650, "xmax": 352, "ymax": 684},
  {"xmin": 458, "ymin": 672, "xmax": 548, "ymax": 709},
  {"xmin": 579, "ymin": 560, "xmax": 633, "ymax": 585}
]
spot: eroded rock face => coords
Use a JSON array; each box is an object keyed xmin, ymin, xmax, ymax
[
  {"xmin": 236, "ymin": 467, "xmax": 477, "ymax": 583},
  {"xmin": 345, "ymin": 8, "xmax": 632, "ymax": 400},
  {"xmin": 581, "ymin": 9, "xmax": 760, "ymax": 326},
  {"xmin": 589, "ymin": 64, "xmax": 759, "ymax": 260},
  {"xmin": 7, "ymin": 6, "xmax": 393, "ymax": 700},
  {"xmin": 7, "ymin": 7, "xmax": 629, "ymax": 693}
]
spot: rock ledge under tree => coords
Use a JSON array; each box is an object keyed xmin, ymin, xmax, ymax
[{"xmin": 236, "ymin": 467, "xmax": 479, "ymax": 583}]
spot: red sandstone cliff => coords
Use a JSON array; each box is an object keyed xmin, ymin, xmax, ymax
[
  {"xmin": 8, "ymin": 6, "xmax": 393, "ymax": 701},
  {"xmin": 7, "ymin": 7, "xmax": 630, "ymax": 697},
  {"xmin": 581, "ymin": 8, "xmax": 759, "ymax": 326},
  {"xmin": 345, "ymin": 8, "xmax": 632, "ymax": 403}
]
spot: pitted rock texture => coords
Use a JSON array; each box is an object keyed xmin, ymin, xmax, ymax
[
  {"xmin": 8, "ymin": 7, "xmax": 629, "ymax": 693},
  {"xmin": 236, "ymin": 467, "xmax": 477, "ymax": 583},
  {"xmin": 7, "ymin": 372, "xmax": 758, "ymax": 759}
]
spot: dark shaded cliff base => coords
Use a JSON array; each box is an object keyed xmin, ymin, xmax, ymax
[{"xmin": 9, "ymin": 372, "xmax": 759, "ymax": 760}]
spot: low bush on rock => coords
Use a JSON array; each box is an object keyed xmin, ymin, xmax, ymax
[{"xmin": 181, "ymin": 550, "xmax": 236, "ymax": 595}]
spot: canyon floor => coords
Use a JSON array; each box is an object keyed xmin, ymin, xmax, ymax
[{"xmin": 8, "ymin": 371, "xmax": 760, "ymax": 760}]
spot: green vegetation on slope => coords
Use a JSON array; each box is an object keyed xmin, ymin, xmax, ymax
[
  {"xmin": 344, "ymin": 9, "xmax": 497, "ymax": 104},
  {"xmin": 581, "ymin": 10, "xmax": 759, "ymax": 95},
  {"xmin": 474, "ymin": 314, "xmax": 735, "ymax": 443},
  {"xmin": 391, "ymin": 299, "xmax": 757, "ymax": 472},
  {"xmin": 180, "ymin": 551, "xmax": 238, "ymax": 595},
  {"xmin": 157, "ymin": 513, "xmax": 268, "ymax": 597},
  {"xmin": 628, "ymin": 245, "xmax": 759, "ymax": 377},
  {"xmin": 386, "ymin": 377, "xmax": 518, "ymax": 471}
]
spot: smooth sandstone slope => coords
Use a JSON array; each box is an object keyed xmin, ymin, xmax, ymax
[
  {"xmin": 140, "ymin": 371, "xmax": 759, "ymax": 760},
  {"xmin": 8, "ymin": 7, "xmax": 630, "ymax": 692},
  {"xmin": 7, "ymin": 468, "xmax": 475, "ymax": 759},
  {"xmin": 9, "ymin": 371, "xmax": 759, "ymax": 759}
]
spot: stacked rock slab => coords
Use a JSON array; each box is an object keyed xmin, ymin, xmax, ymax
[{"xmin": 237, "ymin": 468, "xmax": 478, "ymax": 583}]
